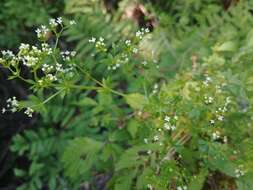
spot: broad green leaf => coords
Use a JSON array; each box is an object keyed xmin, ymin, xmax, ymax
[
  {"xmin": 114, "ymin": 170, "xmax": 136, "ymax": 190},
  {"xmin": 127, "ymin": 120, "xmax": 139, "ymax": 138},
  {"xmin": 125, "ymin": 93, "xmax": 147, "ymax": 109},
  {"xmin": 236, "ymin": 172, "xmax": 253, "ymax": 190},
  {"xmin": 188, "ymin": 169, "xmax": 208, "ymax": 190},
  {"xmin": 62, "ymin": 137, "xmax": 103, "ymax": 181},
  {"xmin": 214, "ymin": 41, "xmax": 237, "ymax": 52}
]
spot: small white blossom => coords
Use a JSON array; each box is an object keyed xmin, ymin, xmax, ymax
[
  {"xmin": 69, "ymin": 20, "xmax": 76, "ymax": 25},
  {"xmin": 153, "ymin": 135, "xmax": 159, "ymax": 141},
  {"xmin": 147, "ymin": 184, "xmax": 153, "ymax": 190},
  {"xmin": 212, "ymin": 131, "xmax": 220, "ymax": 140},
  {"xmin": 132, "ymin": 48, "xmax": 138, "ymax": 54},
  {"xmin": 56, "ymin": 17, "xmax": 63, "ymax": 24},
  {"xmin": 235, "ymin": 168, "xmax": 245, "ymax": 178},
  {"xmin": 125, "ymin": 40, "xmax": 131, "ymax": 46},
  {"xmin": 177, "ymin": 186, "xmax": 187, "ymax": 190},
  {"xmin": 5, "ymin": 97, "xmax": 19, "ymax": 113},
  {"xmin": 223, "ymin": 136, "xmax": 228, "ymax": 143},
  {"xmin": 24, "ymin": 107, "xmax": 34, "ymax": 117},
  {"xmin": 164, "ymin": 116, "xmax": 170, "ymax": 122},
  {"xmin": 49, "ymin": 18, "xmax": 58, "ymax": 27},
  {"xmin": 47, "ymin": 74, "xmax": 57, "ymax": 81},
  {"xmin": 1, "ymin": 108, "xmax": 6, "ymax": 114},
  {"xmin": 217, "ymin": 115, "xmax": 224, "ymax": 121},
  {"xmin": 89, "ymin": 37, "xmax": 96, "ymax": 43},
  {"xmin": 1, "ymin": 50, "xmax": 14, "ymax": 58},
  {"xmin": 36, "ymin": 25, "xmax": 49, "ymax": 39}
]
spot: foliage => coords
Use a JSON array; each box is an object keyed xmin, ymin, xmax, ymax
[
  {"xmin": 0, "ymin": 0, "xmax": 64, "ymax": 48},
  {"xmin": 1, "ymin": 0, "xmax": 253, "ymax": 190}
]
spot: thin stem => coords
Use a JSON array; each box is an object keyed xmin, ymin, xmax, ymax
[
  {"xmin": 31, "ymin": 89, "xmax": 63, "ymax": 109},
  {"xmin": 8, "ymin": 67, "xmax": 34, "ymax": 84},
  {"xmin": 76, "ymin": 65, "xmax": 125, "ymax": 97}
]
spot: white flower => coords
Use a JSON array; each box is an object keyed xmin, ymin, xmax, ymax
[
  {"xmin": 1, "ymin": 108, "xmax": 6, "ymax": 114},
  {"xmin": 235, "ymin": 168, "xmax": 245, "ymax": 178},
  {"xmin": 153, "ymin": 135, "xmax": 159, "ymax": 141},
  {"xmin": 217, "ymin": 115, "xmax": 224, "ymax": 121},
  {"xmin": 177, "ymin": 186, "xmax": 187, "ymax": 190},
  {"xmin": 212, "ymin": 131, "xmax": 220, "ymax": 140},
  {"xmin": 145, "ymin": 28, "xmax": 150, "ymax": 33},
  {"xmin": 69, "ymin": 20, "xmax": 76, "ymax": 25},
  {"xmin": 210, "ymin": 120, "xmax": 215, "ymax": 125},
  {"xmin": 132, "ymin": 48, "xmax": 138, "ymax": 53},
  {"xmin": 164, "ymin": 123, "xmax": 170, "ymax": 130},
  {"xmin": 56, "ymin": 17, "xmax": 63, "ymax": 24},
  {"xmin": 49, "ymin": 18, "xmax": 57, "ymax": 27},
  {"xmin": 142, "ymin": 61, "xmax": 147, "ymax": 66},
  {"xmin": 24, "ymin": 107, "xmax": 34, "ymax": 117},
  {"xmin": 2, "ymin": 50, "xmax": 14, "ymax": 58},
  {"xmin": 204, "ymin": 96, "xmax": 214, "ymax": 104},
  {"xmin": 125, "ymin": 40, "xmax": 131, "ymax": 46},
  {"xmin": 35, "ymin": 25, "xmax": 49, "ymax": 39},
  {"xmin": 19, "ymin": 43, "xmax": 29, "ymax": 51},
  {"xmin": 147, "ymin": 184, "xmax": 153, "ymax": 190},
  {"xmin": 5, "ymin": 97, "xmax": 19, "ymax": 113},
  {"xmin": 164, "ymin": 116, "xmax": 170, "ymax": 122},
  {"xmin": 47, "ymin": 74, "xmax": 57, "ymax": 81},
  {"xmin": 223, "ymin": 136, "xmax": 228, "ymax": 143},
  {"xmin": 89, "ymin": 37, "xmax": 96, "ymax": 43},
  {"xmin": 171, "ymin": 125, "xmax": 176, "ymax": 130}
]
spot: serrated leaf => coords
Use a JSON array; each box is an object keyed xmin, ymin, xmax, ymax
[
  {"xmin": 125, "ymin": 93, "xmax": 147, "ymax": 109},
  {"xmin": 215, "ymin": 41, "xmax": 237, "ymax": 52},
  {"xmin": 62, "ymin": 137, "xmax": 103, "ymax": 181},
  {"xmin": 114, "ymin": 170, "xmax": 136, "ymax": 190},
  {"xmin": 127, "ymin": 120, "xmax": 139, "ymax": 138},
  {"xmin": 188, "ymin": 169, "xmax": 208, "ymax": 190}
]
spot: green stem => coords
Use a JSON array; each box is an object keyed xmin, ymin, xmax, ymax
[
  {"xmin": 31, "ymin": 89, "xmax": 63, "ymax": 109},
  {"xmin": 76, "ymin": 65, "xmax": 125, "ymax": 97}
]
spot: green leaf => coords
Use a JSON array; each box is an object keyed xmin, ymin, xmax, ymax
[
  {"xmin": 127, "ymin": 120, "xmax": 139, "ymax": 138},
  {"xmin": 125, "ymin": 93, "xmax": 147, "ymax": 109},
  {"xmin": 188, "ymin": 169, "xmax": 208, "ymax": 190},
  {"xmin": 14, "ymin": 168, "xmax": 26, "ymax": 177},
  {"xmin": 214, "ymin": 41, "xmax": 237, "ymax": 52},
  {"xmin": 77, "ymin": 97, "xmax": 97, "ymax": 106},
  {"xmin": 114, "ymin": 169, "xmax": 136, "ymax": 190},
  {"xmin": 116, "ymin": 144, "xmax": 159, "ymax": 171},
  {"xmin": 236, "ymin": 172, "xmax": 253, "ymax": 190},
  {"xmin": 62, "ymin": 137, "xmax": 103, "ymax": 181}
]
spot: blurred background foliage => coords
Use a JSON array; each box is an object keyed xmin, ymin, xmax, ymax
[{"xmin": 1, "ymin": 0, "xmax": 253, "ymax": 189}]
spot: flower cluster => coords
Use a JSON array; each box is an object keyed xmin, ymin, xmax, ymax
[
  {"xmin": 203, "ymin": 76, "xmax": 212, "ymax": 87},
  {"xmin": 35, "ymin": 25, "xmax": 49, "ymax": 40},
  {"xmin": 49, "ymin": 17, "xmax": 63, "ymax": 28},
  {"xmin": 213, "ymin": 97, "xmax": 231, "ymax": 123},
  {"xmin": 135, "ymin": 28, "xmax": 150, "ymax": 40},
  {"xmin": 24, "ymin": 107, "xmax": 34, "ymax": 118},
  {"xmin": 235, "ymin": 166, "xmax": 245, "ymax": 178},
  {"xmin": 163, "ymin": 115, "xmax": 178, "ymax": 131},
  {"xmin": 2, "ymin": 97, "xmax": 19, "ymax": 113},
  {"xmin": 204, "ymin": 96, "xmax": 214, "ymax": 104},
  {"xmin": 61, "ymin": 50, "xmax": 76, "ymax": 61},
  {"xmin": 152, "ymin": 83, "xmax": 159, "ymax": 94},
  {"xmin": 212, "ymin": 131, "xmax": 220, "ymax": 140},
  {"xmin": 177, "ymin": 186, "xmax": 187, "ymax": 190},
  {"xmin": 2, "ymin": 97, "xmax": 34, "ymax": 118},
  {"xmin": 89, "ymin": 37, "xmax": 107, "ymax": 52}
]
